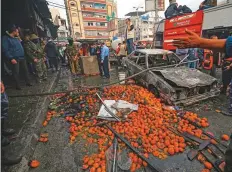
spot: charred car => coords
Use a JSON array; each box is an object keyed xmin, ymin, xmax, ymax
[{"xmin": 123, "ymin": 49, "xmax": 220, "ymax": 106}]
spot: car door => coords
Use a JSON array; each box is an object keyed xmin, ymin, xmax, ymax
[
  {"xmin": 134, "ymin": 52, "xmax": 147, "ymax": 85},
  {"xmin": 125, "ymin": 51, "xmax": 139, "ymax": 76}
]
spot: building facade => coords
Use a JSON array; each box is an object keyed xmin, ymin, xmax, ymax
[
  {"xmin": 117, "ymin": 19, "xmax": 126, "ymax": 39},
  {"xmin": 50, "ymin": 8, "xmax": 69, "ymax": 41},
  {"xmin": 118, "ymin": 12, "xmax": 156, "ymax": 41},
  {"xmin": 106, "ymin": 0, "xmax": 118, "ymax": 40},
  {"xmin": 65, "ymin": 0, "xmax": 117, "ymax": 40},
  {"xmin": 139, "ymin": 13, "xmax": 156, "ymax": 40}
]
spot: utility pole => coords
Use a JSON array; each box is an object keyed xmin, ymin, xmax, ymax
[
  {"xmin": 133, "ymin": 6, "xmax": 143, "ymax": 40},
  {"xmin": 152, "ymin": 0, "xmax": 159, "ymax": 48}
]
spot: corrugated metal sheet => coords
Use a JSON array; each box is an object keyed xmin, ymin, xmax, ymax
[{"xmin": 203, "ymin": 3, "xmax": 232, "ymax": 30}]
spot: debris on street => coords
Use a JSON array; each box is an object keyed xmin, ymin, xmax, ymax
[{"xmin": 38, "ymin": 84, "xmax": 229, "ymax": 172}]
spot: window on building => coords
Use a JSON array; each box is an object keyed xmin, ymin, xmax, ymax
[
  {"xmin": 86, "ymin": 31, "xmax": 97, "ymax": 36},
  {"xmin": 98, "ymin": 32, "xmax": 108, "ymax": 36},
  {"xmin": 75, "ymin": 32, "xmax": 81, "ymax": 37},
  {"xmin": 97, "ymin": 22, "xmax": 106, "ymax": 27},
  {"xmin": 70, "ymin": 1, "xmax": 76, "ymax": 6},
  {"xmin": 81, "ymin": 3, "xmax": 93, "ymax": 8},
  {"xmin": 72, "ymin": 13, "xmax": 77, "ymax": 17},
  {"xmin": 73, "ymin": 22, "xmax": 79, "ymax": 27},
  {"xmin": 88, "ymin": 22, "xmax": 94, "ymax": 26},
  {"xmin": 60, "ymin": 32, "xmax": 66, "ymax": 37}
]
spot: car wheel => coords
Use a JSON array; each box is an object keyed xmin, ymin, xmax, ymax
[{"xmin": 149, "ymin": 86, "xmax": 160, "ymax": 98}]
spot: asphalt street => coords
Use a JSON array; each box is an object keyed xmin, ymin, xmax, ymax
[{"xmin": 2, "ymin": 66, "xmax": 231, "ymax": 172}]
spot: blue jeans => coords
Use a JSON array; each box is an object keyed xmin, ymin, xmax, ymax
[
  {"xmin": 188, "ymin": 61, "xmax": 197, "ymax": 69},
  {"xmin": 229, "ymin": 79, "xmax": 232, "ymax": 113},
  {"xmin": 126, "ymin": 38, "xmax": 134, "ymax": 54},
  {"xmin": 103, "ymin": 56, "xmax": 110, "ymax": 78},
  {"xmin": 1, "ymin": 91, "xmax": 9, "ymax": 119}
]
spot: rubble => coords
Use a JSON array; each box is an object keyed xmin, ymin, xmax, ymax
[{"xmin": 40, "ymin": 85, "xmax": 228, "ymax": 172}]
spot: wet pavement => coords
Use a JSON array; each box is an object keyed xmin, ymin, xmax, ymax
[
  {"xmin": 2, "ymin": 69, "xmax": 60, "ymax": 172},
  {"xmin": 2, "ymin": 66, "xmax": 231, "ymax": 172}
]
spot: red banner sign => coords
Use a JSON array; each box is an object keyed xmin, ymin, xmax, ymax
[{"xmin": 163, "ymin": 10, "xmax": 204, "ymax": 50}]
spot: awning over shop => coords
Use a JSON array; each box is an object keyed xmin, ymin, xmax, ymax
[
  {"xmin": 44, "ymin": 18, "xmax": 59, "ymax": 39},
  {"xmin": 33, "ymin": 0, "xmax": 52, "ymax": 19},
  {"xmin": 125, "ymin": 11, "xmax": 147, "ymax": 17}
]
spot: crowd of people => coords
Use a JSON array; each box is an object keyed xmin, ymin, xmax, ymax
[
  {"xmin": 1, "ymin": 19, "xmax": 231, "ymax": 170},
  {"xmin": 1, "ymin": 24, "xmax": 63, "ymax": 165},
  {"xmin": 1, "ymin": 25, "xmax": 62, "ymax": 90},
  {"xmin": 1, "ymin": 25, "xmax": 113, "ymax": 91},
  {"xmin": 1, "ymin": 24, "xmax": 112, "ymax": 165},
  {"xmin": 65, "ymin": 40, "xmax": 110, "ymax": 79}
]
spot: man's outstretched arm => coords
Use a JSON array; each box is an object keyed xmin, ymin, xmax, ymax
[{"xmin": 173, "ymin": 29, "xmax": 226, "ymax": 51}]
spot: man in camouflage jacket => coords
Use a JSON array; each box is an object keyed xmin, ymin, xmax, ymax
[
  {"xmin": 65, "ymin": 38, "xmax": 80, "ymax": 75},
  {"xmin": 24, "ymin": 34, "xmax": 47, "ymax": 82}
]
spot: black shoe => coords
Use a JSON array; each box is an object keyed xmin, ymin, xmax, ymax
[
  {"xmin": 221, "ymin": 110, "xmax": 232, "ymax": 116},
  {"xmin": 26, "ymin": 83, "xmax": 32, "ymax": 87},
  {"xmin": 2, "ymin": 128, "xmax": 16, "ymax": 136},
  {"xmin": 2, "ymin": 154, "xmax": 22, "ymax": 166},
  {"xmin": 1, "ymin": 136, "xmax": 10, "ymax": 147}
]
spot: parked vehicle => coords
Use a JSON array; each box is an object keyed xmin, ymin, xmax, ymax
[
  {"xmin": 123, "ymin": 49, "xmax": 220, "ymax": 106},
  {"xmin": 154, "ymin": 3, "xmax": 232, "ymax": 49}
]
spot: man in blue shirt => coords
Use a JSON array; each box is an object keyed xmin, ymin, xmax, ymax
[
  {"xmin": 101, "ymin": 42, "xmax": 110, "ymax": 78},
  {"xmin": 2, "ymin": 25, "xmax": 31, "ymax": 90}
]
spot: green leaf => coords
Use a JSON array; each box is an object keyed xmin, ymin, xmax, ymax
[
  {"xmin": 106, "ymin": 15, "xmax": 111, "ymax": 22},
  {"xmin": 111, "ymin": 12, "xmax": 115, "ymax": 18}
]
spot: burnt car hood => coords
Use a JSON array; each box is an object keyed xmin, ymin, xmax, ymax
[{"xmin": 152, "ymin": 66, "xmax": 217, "ymax": 88}]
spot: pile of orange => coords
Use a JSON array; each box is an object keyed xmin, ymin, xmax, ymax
[{"xmin": 42, "ymin": 85, "xmax": 220, "ymax": 172}]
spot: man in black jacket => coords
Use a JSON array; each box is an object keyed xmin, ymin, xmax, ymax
[
  {"xmin": 95, "ymin": 43, "xmax": 103, "ymax": 76},
  {"xmin": 44, "ymin": 39, "xmax": 59, "ymax": 72},
  {"xmin": 2, "ymin": 25, "xmax": 32, "ymax": 90}
]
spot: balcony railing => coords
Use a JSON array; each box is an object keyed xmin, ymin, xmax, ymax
[
  {"xmin": 84, "ymin": 26, "xmax": 108, "ymax": 31},
  {"xmin": 80, "ymin": 0, "xmax": 106, "ymax": 4},
  {"xmin": 83, "ymin": 16, "xmax": 106, "ymax": 22},
  {"xmin": 81, "ymin": 7, "xmax": 107, "ymax": 13},
  {"xmin": 85, "ymin": 35, "xmax": 109, "ymax": 39}
]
